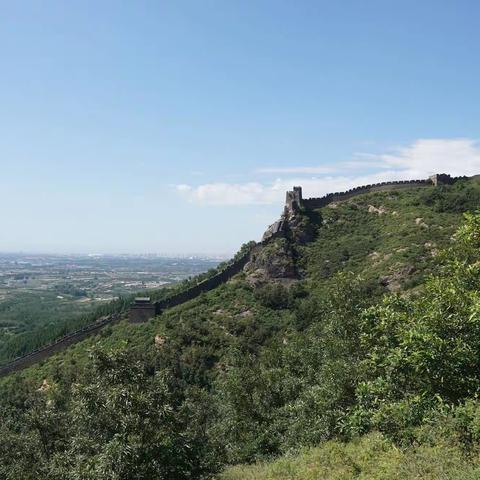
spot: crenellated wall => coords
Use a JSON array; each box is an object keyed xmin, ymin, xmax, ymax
[
  {"xmin": 0, "ymin": 315, "xmax": 119, "ymax": 377},
  {"xmin": 303, "ymin": 179, "xmax": 431, "ymax": 209},
  {"xmin": 154, "ymin": 249, "xmax": 252, "ymax": 314},
  {"xmin": 302, "ymin": 174, "xmax": 474, "ymax": 209}
]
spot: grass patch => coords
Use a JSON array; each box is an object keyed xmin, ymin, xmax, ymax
[{"xmin": 219, "ymin": 432, "xmax": 480, "ymax": 480}]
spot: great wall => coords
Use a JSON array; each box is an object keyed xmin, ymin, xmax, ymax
[
  {"xmin": 0, "ymin": 315, "xmax": 118, "ymax": 377},
  {"xmin": 0, "ymin": 172, "xmax": 472, "ymax": 377},
  {"xmin": 128, "ymin": 248, "xmax": 254, "ymax": 323},
  {"xmin": 0, "ymin": 249, "xmax": 256, "ymax": 377}
]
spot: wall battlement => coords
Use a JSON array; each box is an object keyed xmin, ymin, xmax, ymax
[
  {"xmin": 262, "ymin": 173, "xmax": 470, "ymax": 243},
  {"xmin": 299, "ymin": 173, "xmax": 468, "ymax": 210},
  {"xmin": 303, "ymin": 179, "xmax": 430, "ymax": 209},
  {"xmin": 150, "ymin": 245, "xmax": 255, "ymax": 317},
  {"xmin": 0, "ymin": 314, "xmax": 120, "ymax": 377}
]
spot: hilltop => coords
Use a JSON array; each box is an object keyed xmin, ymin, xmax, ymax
[{"xmin": 2, "ymin": 174, "xmax": 480, "ymax": 479}]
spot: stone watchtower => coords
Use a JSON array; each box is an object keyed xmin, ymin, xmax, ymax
[
  {"xmin": 429, "ymin": 173, "xmax": 455, "ymax": 186},
  {"xmin": 285, "ymin": 186, "xmax": 303, "ymax": 215},
  {"xmin": 129, "ymin": 297, "xmax": 155, "ymax": 323},
  {"xmin": 262, "ymin": 186, "xmax": 303, "ymax": 242}
]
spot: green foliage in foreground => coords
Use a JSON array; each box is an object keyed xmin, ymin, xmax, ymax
[
  {"xmin": 0, "ymin": 347, "xmax": 218, "ymax": 480},
  {"xmin": 212, "ymin": 212, "xmax": 480, "ymax": 467},
  {"xmin": 349, "ymin": 211, "xmax": 480, "ymax": 440},
  {"xmin": 219, "ymin": 432, "xmax": 480, "ymax": 480}
]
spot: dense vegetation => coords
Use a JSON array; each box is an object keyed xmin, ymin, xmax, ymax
[
  {"xmin": 2, "ymin": 180, "xmax": 480, "ymax": 478},
  {"xmin": 221, "ymin": 433, "xmax": 480, "ymax": 480},
  {"xmin": 0, "ymin": 295, "xmax": 131, "ymax": 366}
]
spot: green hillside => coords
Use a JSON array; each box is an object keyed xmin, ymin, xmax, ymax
[
  {"xmin": 2, "ymin": 179, "xmax": 480, "ymax": 479},
  {"xmin": 220, "ymin": 433, "xmax": 480, "ymax": 480}
]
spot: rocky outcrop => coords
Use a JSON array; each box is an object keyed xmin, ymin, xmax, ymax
[
  {"xmin": 255, "ymin": 189, "xmax": 318, "ymax": 284},
  {"xmin": 262, "ymin": 219, "xmax": 287, "ymax": 243},
  {"xmin": 286, "ymin": 211, "xmax": 317, "ymax": 245},
  {"xmin": 368, "ymin": 205, "xmax": 387, "ymax": 215},
  {"xmin": 380, "ymin": 265, "xmax": 416, "ymax": 292},
  {"xmin": 245, "ymin": 238, "xmax": 297, "ymax": 284},
  {"xmin": 415, "ymin": 217, "xmax": 429, "ymax": 229}
]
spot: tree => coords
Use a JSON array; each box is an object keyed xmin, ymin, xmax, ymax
[{"xmin": 349, "ymin": 212, "xmax": 480, "ymax": 440}]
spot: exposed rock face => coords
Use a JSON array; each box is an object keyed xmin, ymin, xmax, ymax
[
  {"xmin": 244, "ymin": 268, "xmax": 269, "ymax": 287},
  {"xmin": 424, "ymin": 242, "xmax": 438, "ymax": 257},
  {"xmin": 380, "ymin": 265, "xmax": 416, "ymax": 292},
  {"xmin": 37, "ymin": 379, "xmax": 52, "ymax": 392},
  {"xmin": 246, "ymin": 238, "xmax": 297, "ymax": 284},
  {"xmin": 286, "ymin": 212, "xmax": 317, "ymax": 245},
  {"xmin": 368, "ymin": 251, "xmax": 392, "ymax": 264},
  {"xmin": 415, "ymin": 217, "xmax": 429, "ymax": 228},
  {"xmin": 262, "ymin": 219, "xmax": 287, "ymax": 243},
  {"xmin": 368, "ymin": 205, "xmax": 387, "ymax": 215},
  {"xmin": 255, "ymin": 186, "xmax": 319, "ymax": 284}
]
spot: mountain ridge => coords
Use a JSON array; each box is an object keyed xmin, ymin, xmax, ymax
[{"xmin": 0, "ymin": 172, "xmax": 475, "ymax": 377}]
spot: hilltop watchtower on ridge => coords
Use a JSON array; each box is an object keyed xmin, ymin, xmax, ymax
[
  {"xmin": 285, "ymin": 186, "xmax": 303, "ymax": 214},
  {"xmin": 428, "ymin": 173, "xmax": 455, "ymax": 186}
]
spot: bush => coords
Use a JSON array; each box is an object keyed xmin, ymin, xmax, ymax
[
  {"xmin": 254, "ymin": 283, "xmax": 289, "ymax": 310},
  {"xmin": 219, "ymin": 432, "xmax": 480, "ymax": 480}
]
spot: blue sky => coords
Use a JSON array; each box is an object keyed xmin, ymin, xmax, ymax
[{"xmin": 1, "ymin": 1, "xmax": 480, "ymax": 254}]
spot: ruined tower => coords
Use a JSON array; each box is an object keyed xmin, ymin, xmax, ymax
[
  {"xmin": 261, "ymin": 186, "xmax": 302, "ymax": 243},
  {"xmin": 429, "ymin": 173, "xmax": 455, "ymax": 186},
  {"xmin": 285, "ymin": 186, "xmax": 303, "ymax": 215}
]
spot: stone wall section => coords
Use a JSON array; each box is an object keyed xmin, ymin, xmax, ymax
[
  {"xmin": 154, "ymin": 249, "xmax": 252, "ymax": 313},
  {"xmin": 303, "ymin": 179, "xmax": 431, "ymax": 209},
  {"xmin": 0, "ymin": 248, "xmax": 255, "ymax": 377},
  {"xmin": 0, "ymin": 315, "xmax": 119, "ymax": 377},
  {"xmin": 303, "ymin": 174, "xmax": 472, "ymax": 209}
]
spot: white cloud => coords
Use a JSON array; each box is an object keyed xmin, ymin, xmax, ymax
[
  {"xmin": 176, "ymin": 138, "xmax": 480, "ymax": 206},
  {"xmin": 256, "ymin": 156, "xmax": 390, "ymax": 174},
  {"xmin": 176, "ymin": 184, "xmax": 192, "ymax": 192},
  {"xmin": 175, "ymin": 182, "xmax": 281, "ymax": 205},
  {"xmin": 378, "ymin": 138, "xmax": 480, "ymax": 177}
]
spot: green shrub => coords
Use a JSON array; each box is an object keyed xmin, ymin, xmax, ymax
[{"xmin": 218, "ymin": 433, "xmax": 480, "ymax": 480}]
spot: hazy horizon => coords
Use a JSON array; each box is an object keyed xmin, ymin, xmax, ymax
[
  {"xmin": 0, "ymin": 250, "xmax": 232, "ymax": 258},
  {"xmin": 2, "ymin": 1, "xmax": 480, "ymax": 254}
]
